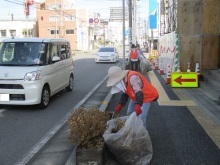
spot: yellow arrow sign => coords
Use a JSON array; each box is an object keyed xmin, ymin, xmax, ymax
[{"xmin": 171, "ymin": 72, "xmax": 198, "ymax": 87}]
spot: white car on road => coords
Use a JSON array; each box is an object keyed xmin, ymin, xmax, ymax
[{"xmin": 95, "ymin": 47, "xmax": 119, "ymax": 63}]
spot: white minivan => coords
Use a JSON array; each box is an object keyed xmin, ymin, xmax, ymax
[{"xmin": 0, "ymin": 38, "xmax": 74, "ymax": 109}]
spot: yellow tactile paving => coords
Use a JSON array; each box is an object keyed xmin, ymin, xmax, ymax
[
  {"xmin": 148, "ymin": 71, "xmax": 220, "ymax": 149},
  {"xmin": 148, "ymin": 71, "xmax": 196, "ymax": 106},
  {"xmin": 158, "ymin": 100, "xmax": 196, "ymax": 106}
]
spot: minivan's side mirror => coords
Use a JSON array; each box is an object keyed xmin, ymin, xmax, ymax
[{"xmin": 52, "ymin": 56, "xmax": 60, "ymax": 62}]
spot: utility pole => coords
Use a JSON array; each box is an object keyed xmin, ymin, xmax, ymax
[
  {"xmin": 133, "ymin": 0, "xmax": 137, "ymax": 45},
  {"xmin": 128, "ymin": 0, "xmax": 132, "ymax": 47},
  {"xmin": 122, "ymin": 0, "xmax": 125, "ymax": 70},
  {"xmin": 55, "ymin": 0, "xmax": 57, "ymax": 38}
]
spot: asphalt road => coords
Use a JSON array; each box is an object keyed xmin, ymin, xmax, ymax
[{"xmin": 0, "ymin": 53, "xmax": 119, "ymax": 165}]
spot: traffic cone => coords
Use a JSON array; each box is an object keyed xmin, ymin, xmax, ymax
[
  {"xmin": 187, "ymin": 62, "xmax": 191, "ymax": 72},
  {"xmin": 166, "ymin": 65, "xmax": 171, "ymax": 84},
  {"xmin": 177, "ymin": 64, "xmax": 181, "ymax": 72},
  {"xmin": 195, "ymin": 62, "xmax": 201, "ymax": 81},
  {"xmin": 160, "ymin": 68, "xmax": 165, "ymax": 75}
]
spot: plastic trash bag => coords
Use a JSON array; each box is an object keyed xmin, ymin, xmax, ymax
[
  {"xmin": 103, "ymin": 112, "xmax": 153, "ymax": 165},
  {"xmin": 140, "ymin": 58, "xmax": 154, "ymax": 73}
]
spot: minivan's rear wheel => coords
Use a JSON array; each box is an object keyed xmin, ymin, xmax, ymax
[
  {"xmin": 38, "ymin": 85, "xmax": 50, "ymax": 109},
  {"xmin": 66, "ymin": 74, "xmax": 74, "ymax": 92}
]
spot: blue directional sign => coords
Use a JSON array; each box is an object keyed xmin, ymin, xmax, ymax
[
  {"xmin": 149, "ymin": 0, "xmax": 157, "ymax": 29},
  {"xmin": 125, "ymin": 29, "xmax": 129, "ymax": 36},
  {"xmin": 149, "ymin": 10, "xmax": 157, "ymax": 29}
]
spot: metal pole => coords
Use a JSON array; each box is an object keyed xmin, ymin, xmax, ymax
[
  {"xmin": 26, "ymin": 15, "xmax": 28, "ymax": 37},
  {"xmin": 133, "ymin": 0, "xmax": 136, "ymax": 45},
  {"xmin": 151, "ymin": 29, "xmax": 153, "ymax": 51},
  {"xmin": 55, "ymin": 0, "xmax": 57, "ymax": 38},
  {"xmin": 25, "ymin": 0, "xmax": 28, "ymax": 37},
  {"xmin": 122, "ymin": 0, "xmax": 125, "ymax": 70},
  {"xmin": 129, "ymin": 0, "xmax": 132, "ymax": 47}
]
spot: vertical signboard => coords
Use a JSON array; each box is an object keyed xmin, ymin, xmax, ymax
[{"xmin": 149, "ymin": 0, "xmax": 157, "ymax": 30}]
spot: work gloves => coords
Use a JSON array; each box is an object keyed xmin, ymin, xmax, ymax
[
  {"xmin": 115, "ymin": 104, "xmax": 123, "ymax": 113},
  {"xmin": 134, "ymin": 104, "xmax": 142, "ymax": 116},
  {"xmin": 115, "ymin": 103, "xmax": 142, "ymax": 116}
]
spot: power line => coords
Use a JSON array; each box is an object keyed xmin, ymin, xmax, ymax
[{"xmin": 4, "ymin": 0, "xmax": 23, "ymax": 5}]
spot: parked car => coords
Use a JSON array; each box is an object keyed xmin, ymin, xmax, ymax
[
  {"xmin": 0, "ymin": 37, "xmax": 74, "ymax": 109},
  {"xmin": 95, "ymin": 47, "xmax": 119, "ymax": 63}
]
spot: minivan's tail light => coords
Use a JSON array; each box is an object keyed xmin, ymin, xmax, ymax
[{"xmin": 24, "ymin": 71, "xmax": 41, "ymax": 81}]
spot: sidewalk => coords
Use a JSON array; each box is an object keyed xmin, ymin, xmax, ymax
[
  {"xmin": 66, "ymin": 69, "xmax": 220, "ymax": 164},
  {"xmin": 27, "ymin": 67, "xmax": 220, "ymax": 165},
  {"xmin": 104, "ymin": 69, "xmax": 220, "ymax": 164}
]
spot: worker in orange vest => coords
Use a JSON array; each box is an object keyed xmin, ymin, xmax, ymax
[
  {"xmin": 107, "ymin": 66, "xmax": 159, "ymax": 128},
  {"xmin": 128, "ymin": 44, "xmax": 142, "ymax": 71}
]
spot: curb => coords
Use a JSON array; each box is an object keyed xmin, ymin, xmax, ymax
[{"xmin": 99, "ymin": 90, "xmax": 113, "ymax": 112}]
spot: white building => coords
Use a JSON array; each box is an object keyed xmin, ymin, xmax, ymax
[{"xmin": 0, "ymin": 20, "xmax": 36, "ymax": 38}]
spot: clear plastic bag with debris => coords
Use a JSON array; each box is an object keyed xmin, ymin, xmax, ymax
[{"xmin": 103, "ymin": 112, "xmax": 153, "ymax": 165}]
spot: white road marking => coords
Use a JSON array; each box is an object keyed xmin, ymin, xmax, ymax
[{"xmin": 0, "ymin": 109, "xmax": 6, "ymax": 117}]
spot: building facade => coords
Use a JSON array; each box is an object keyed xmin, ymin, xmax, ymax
[
  {"xmin": 36, "ymin": 0, "xmax": 78, "ymax": 50},
  {"xmin": 158, "ymin": 0, "xmax": 220, "ymax": 73},
  {"xmin": 0, "ymin": 20, "xmax": 36, "ymax": 38},
  {"xmin": 36, "ymin": 0, "xmax": 97, "ymax": 52}
]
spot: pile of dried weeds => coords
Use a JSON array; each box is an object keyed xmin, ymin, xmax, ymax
[{"xmin": 67, "ymin": 107, "xmax": 110, "ymax": 149}]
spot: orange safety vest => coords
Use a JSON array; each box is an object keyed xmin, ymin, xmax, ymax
[
  {"xmin": 125, "ymin": 71, "xmax": 159, "ymax": 103},
  {"xmin": 130, "ymin": 49, "xmax": 138, "ymax": 59}
]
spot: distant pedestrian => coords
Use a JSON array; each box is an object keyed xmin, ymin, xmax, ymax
[
  {"xmin": 136, "ymin": 44, "xmax": 145, "ymax": 71},
  {"xmin": 107, "ymin": 66, "xmax": 159, "ymax": 128},
  {"xmin": 128, "ymin": 44, "xmax": 141, "ymax": 71}
]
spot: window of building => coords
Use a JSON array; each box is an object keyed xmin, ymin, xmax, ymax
[
  {"xmin": 66, "ymin": 29, "xmax": 74, "ymax": 35},
  {"xmin": 0, "ymin": 30, "xmax": 6, "ymax": 37},
  {"xmin": 41, "ymin": 16, "xmax": 43, "ymax": 20},
  {"xmin": 50, "ymin": 30, "xmax": 59, "ymax": 35},
  {"xmin": 49, "ymin": 16, "xmax": 58, "ymax": 22},
  {"xmin": 48, "ymin": 4, "xmax": 59, "ymax": 11},
  {"xmin": 10, "ymin": 30, "xmax": 16, "ymax": 37},
  {"xmin": 64, "ymin": 16, "xmax": 76, "ymax": 21},
  {"xmin": 22, "ymin": 29, "xmax": 33, "ymax": 37}
]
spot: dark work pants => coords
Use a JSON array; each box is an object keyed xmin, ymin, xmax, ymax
[{"xmin": 130, "ymin": 61, "xmax": 139, "ymax": 71}]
